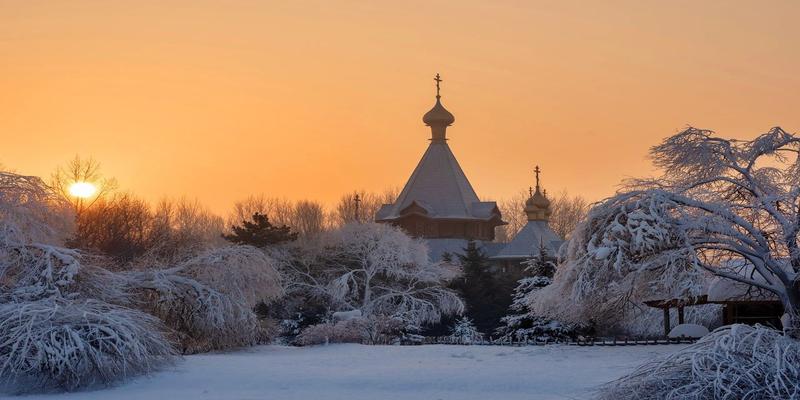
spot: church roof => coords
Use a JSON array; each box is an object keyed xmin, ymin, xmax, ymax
[
  {"xmin": 492, "ymin": 220, "xmax": 564, "ymax": 260},
  {"xmin": 376, "ymin": 74, "xmax": 502, "ymax": 225},
  {"xmin": 375, "ymin": 141, "xmax": 499, "ymax": 221}
]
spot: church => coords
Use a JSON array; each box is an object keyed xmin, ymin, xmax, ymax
[{"xmin": 376, "ymin": 75, "xmax": 563, "ymax": 264}]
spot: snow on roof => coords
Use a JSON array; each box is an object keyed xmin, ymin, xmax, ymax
[
  {"xmin": 376, "ymin": 142, "xmax": 498, "ymax": 221},
  {"xmin": 707, "ymin": 276, "xmax": 778, "ymax": 302},
  {"xmin": 492, "ymin": 220, "xmax": 563, "ymax": 260}
]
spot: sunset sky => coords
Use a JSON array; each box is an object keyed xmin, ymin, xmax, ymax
[{"xmin": 2, "ymin": 1, "xmax": 799, "ymax": 214}]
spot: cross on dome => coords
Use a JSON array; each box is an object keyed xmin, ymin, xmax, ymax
[{"xmin": 422, "ymin": 73, "xmax": 455, "ymax": 143}]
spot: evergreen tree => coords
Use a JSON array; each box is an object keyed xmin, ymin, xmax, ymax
[
  {"xmin": 223, "ymin": 212, "xmax": 297, "ymax": 247},
  {"xmin": 451, "ymin": 241, "xmax": 511, "ymax": 335},
  {"xmin": 449, "ymin": 316, "xmax": 483, "ymax": 344},
  {"xmin": 496, "ymin": 242, "xmax": 575, "ymax": 342},
  {"xmin": 441, "ymin": 251, "xmax": 453, "ymax": 263}
]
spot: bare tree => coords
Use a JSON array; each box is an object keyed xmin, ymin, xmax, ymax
[
  {"xmin": 69, "ymin": 193, "xmax": 151, "ymax": 263},
  {"xmin": 332, "ymin": 188, "xmax": 399, "ymax": 226},
  {"xmin": 227, "ymin": 195, "xmax": 295, "ymax": 232},
  {"xmin": 292, "ymin": 200, "xmax": 326, "ymax": 237},
  {"xmin": 50, "ymin": 155, "xmax": 117, "ymax": 216},
  {"xmin": 549, "ymin": 191, "xmax": 590, "ymax": 239},
  {"xmin": 146, "ymin": 198, "xmax": 226, "ymax": 263},
  {"xmin": 496, "ymin": 189, "xmax": 588, "ymax": 242},
  {"xmin": 496, "ymin": 189, "xmax": 529, "ymax": 243}
]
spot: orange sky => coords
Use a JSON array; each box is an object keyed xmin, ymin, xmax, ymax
[{"xmin": 2, "ymin": 1, "xmax": 799, "ymax": 214}]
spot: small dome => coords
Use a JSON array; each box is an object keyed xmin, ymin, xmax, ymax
[
  {"xmin": 524, "ymin": 189, "xmax": 551, "ymax": 222},
  {"xmin": 423, "ymin": 98, "xmax": 455, "ymax": 127},
  {"xmin": 531, "ymin": 191, "xmax": 550, "ymax": 208}
]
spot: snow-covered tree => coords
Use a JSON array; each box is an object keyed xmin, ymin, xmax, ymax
[
  {"xmin": 497, "ymin": 244, "xmax": 577, "ymax": 342},
  {"xmin": 449, "ymin": 317, "xmax": 483, "ymax": 344},
  {"xmin": 0, "ymin": 171, "xmax": 72, "ymax": 248},
  {"xmin": 535, "ymin": 127, "xmax": 800, "ymax": 337},
  {"xmin": 125, "ymin": 245, "xmax": 284, "ymax": 353},
  {"xmin": 0, "ymin": 171, "xmax": 177, "ymax": 392},
  {"xmin": 280, "ymin": 223, "xmax": 463, "ymax": 337},
  {"xmin": 0, "ymin": 298, "xmax": 175, "ymax": 393},
  {"xmin": 598, "ymin": 324, "xmax": 800, "ymax": 400},
  {"xmin": 531, "ymin": 193, "xmax": 708, "ymax": 333},
  {"xmin": 1, "ymin": 169, "xmax": 281, "ymax": 372},
  {"xmin": 180, "ymin": 245, "xmax": 283, "ymax": 308}
]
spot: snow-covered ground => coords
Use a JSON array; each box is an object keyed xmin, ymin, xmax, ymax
[{"xmin": 15, "ymin": 344, "xmax": 685, "ymax": 400}]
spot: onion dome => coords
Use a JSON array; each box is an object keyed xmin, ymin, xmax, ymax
[
  {"xmin": 423, "ymin": 98, "xmax": 455, "ymax": 127},
  {"xmin": 524, "ymin": 166, "xmax": 552, "ymax": 221},
  {"xmin": 423, "ymin": 73, "xmax": 454, "ymax": 143}
]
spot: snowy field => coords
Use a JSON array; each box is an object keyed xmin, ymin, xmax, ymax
[{"xmin": 13, "ymin": 344, "xmax": 686, "ymax": 400}]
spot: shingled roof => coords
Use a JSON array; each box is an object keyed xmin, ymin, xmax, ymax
[
  {"xmin": 375, "ymin": 141, "xmax": 499, "ymax": 221},
  {"xmin": 492, "ymin": 220, "xmax": 564, "ymax": 260}
]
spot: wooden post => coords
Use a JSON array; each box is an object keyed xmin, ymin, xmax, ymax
[
  {"xmin": 663, "ymin": 307, "xmax": 671, "ymax": 337},
  {"xmin": 678, "ymin": 306, "xmax": 685, "ymax": 325}
]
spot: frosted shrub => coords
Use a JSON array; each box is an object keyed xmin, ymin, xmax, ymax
[
  {"xmin": 0, "ymin": 171, "xmax": 72, "ymax": 248},
  {"xmin": 0, "ymin": 298, "xmax": 176, "ymax": 393},
  {"xmin": 0, "ymin": 244, "xmax": 128, "ymax": 304},
  {"xmin": 295, "ymin": 319, "xmax": 367, "ymax": 346},
  {"xmin": 180, "ymin": 245, "xmax": 283, "ymax": 308},
  {"xmin": 597, "ymin": 325, "xmax": 800, "ymax": 400},
  {"xmin": 127, "ymin": 268, "xmax": 259, "ymax": 354},
  {"xmin": 281, "ymin": 223, "xmax": 463, "ymax": 336}
]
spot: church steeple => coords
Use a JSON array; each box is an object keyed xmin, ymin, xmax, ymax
[
  {"xmin": 525, "ymin": 165, "xmax": 552, "ymax": 221},
  {"xmin": 422, "ymin": 73, "xmax": 455, "ymax": 143}
]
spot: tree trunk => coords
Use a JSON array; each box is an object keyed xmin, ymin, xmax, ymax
[{"xmin": 783, "ymin": 287, "xmax": 800, "ymax": 340}]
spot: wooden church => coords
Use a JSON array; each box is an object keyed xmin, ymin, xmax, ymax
[{"xmin": 376, "ymin": 75, "xmax": 562, "ymax": 262}]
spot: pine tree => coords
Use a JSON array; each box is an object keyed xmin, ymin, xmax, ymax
[
  {"xmin": 449, "ymin": 316, "xmax": 483, "ymax": 344},
  {"xmin": 451, "ymin": 241, "xmax": 511, "ymax": 334},
  {"xmin": 496, "ymin": 242, "xmax": 574, "ymax": 342},
  {"xmin": 223, "ymin": 212, "xmax": 298, "ymax": 247}
]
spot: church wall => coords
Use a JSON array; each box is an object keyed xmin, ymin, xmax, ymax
[{"xmin": 389, "ymin": 216, "xmax": 497, "ymax": 241}]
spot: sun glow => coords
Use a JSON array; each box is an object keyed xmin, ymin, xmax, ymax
[{"xmin": 69, "ymin": 182, "xmax": 97, "ymax": 198}]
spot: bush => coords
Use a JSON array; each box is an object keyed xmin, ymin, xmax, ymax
[
  {"xmin": 0, "ymin": 298, "xmax": 176, "ymax": 393},
  {"xmin": 295, "ymin": 319, "xmax": 366, "ymax": 346},
  {"xmin": 597, "ymin": 324, "xmax": 800, "ymax": 400},
  {"xmin": 127, "ymin": 269, "xmax": 259, "ymax": 354}
]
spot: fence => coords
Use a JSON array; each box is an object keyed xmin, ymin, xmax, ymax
[{"xmin": 412, "ymin": 336, "xmax": 697, "ymax": 347}]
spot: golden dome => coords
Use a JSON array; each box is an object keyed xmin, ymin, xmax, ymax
[
  {"xmin": 525, "ymin": 165, "xmax": 551, "ymax": 221},
  {"xmin": 531, "ymin": 191, "xmax": 550, "ymax": 208}
]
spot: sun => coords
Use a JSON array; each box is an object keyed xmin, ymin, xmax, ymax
[{"xmin": 68, "ymin": 182, "xmax": 97, "ymax": 198}]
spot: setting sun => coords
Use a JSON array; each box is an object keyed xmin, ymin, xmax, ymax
[
  {"xmin": 2, "ymin": 2, "xmax": 799, "ymax": 398},
  {"xmin": 68, "ymin": 182, "xmax": 97, "ymax": 198}
]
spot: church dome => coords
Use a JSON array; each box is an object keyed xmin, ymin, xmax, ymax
[
  {"xmin": 524, "ymin": 166, "xmax": 552, "ymax": 221},
  {"xmin": 423, "ymin": 98, "xmax": 455, "ymax": 127},
  {"xmin": 529, "ymin": 191, "xmax": 550, "ymax": 208}
]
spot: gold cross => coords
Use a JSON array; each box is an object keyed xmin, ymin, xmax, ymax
[
  {"xmin": 534, "ymin": 165, "xmax": 541, "ymax": 192},
  {"xmin": 434, "ymin": 73, "xmax": 442, "ymax": 98}
]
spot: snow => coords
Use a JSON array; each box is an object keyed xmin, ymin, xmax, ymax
[
  {"xmin": 668, "ymin": 323, "xmax": 709, "ymax": 339},
  {"xmin": 332, "ymin": 309, "xmax": 362, "ymax": 321},
  {"xmin": 12, "ymin": 344, "xmax": 687, "ymax": 400},
  {"xmin": 706, "ymin": 272, "xmax": 778, "ymax": 302}
]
